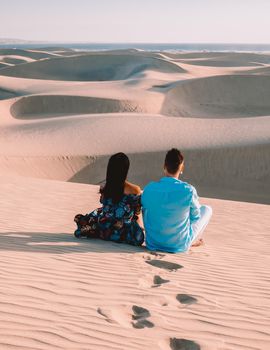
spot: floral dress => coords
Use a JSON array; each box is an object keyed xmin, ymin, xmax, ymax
[{"xmin": 74, "ymin": 193, "xmax": 144, "ymax": 246}]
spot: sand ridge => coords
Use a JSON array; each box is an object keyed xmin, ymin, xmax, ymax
[
  {"xmin": 0, "ymin": 52, "xmax": 185, "ymax": 81},
  {"xmin": 11, "ymin": 95, "xmax": 148, "ymax": 119},
  {"xmin": 0, "ymin": 87, "xmax": 19, "ymax": 100},
  {"xmin": 0, "ymin": 48, "xmax": 269, "ymax": 203},
  {"xmin": 161, "ymin": 75, "xmax": 270, "ymax": 118}
]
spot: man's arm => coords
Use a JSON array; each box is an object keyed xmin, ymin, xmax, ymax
[{"xmin": 190, "ymin": 186, "xmax": 201, "ymax": 222}]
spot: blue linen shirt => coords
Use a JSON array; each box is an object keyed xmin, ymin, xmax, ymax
[{"xmin": 141, "ymin": 177, "xmax": 201, "ymax": 253}]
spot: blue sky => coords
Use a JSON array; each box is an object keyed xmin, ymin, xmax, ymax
[{"xmin": 1, "ymin": 0, "xmax": 270, "ymax": 43}]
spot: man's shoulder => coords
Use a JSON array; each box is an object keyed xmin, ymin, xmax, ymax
[
  {"xmin": 163, "ymin": 179, "xmax": 193, "ymax": 192},
  {"xmin": 179, "ymin": 180, "xmax": 195, "ymax": 191},
  {"xmin": 143, "ymin": 181, "xmax": 157, "ymax": 193},
  {"xmin": 166, "ymin": 180, "xmax": 197, "ymax": 200},
  {"xmin": 143, "ymin": 179, "xmax": 196, "ymax": 194}
]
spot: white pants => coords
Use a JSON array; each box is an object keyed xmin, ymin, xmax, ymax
[{"xmin": 191, "ymin": 205, "xmax": 212, "ymax": 243}]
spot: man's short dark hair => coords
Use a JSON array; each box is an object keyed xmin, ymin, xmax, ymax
[{"xmin": 165, "ymin": 148, "xmax": 184, "ymax": 174}]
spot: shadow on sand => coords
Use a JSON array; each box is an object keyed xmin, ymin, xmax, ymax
[{"xmin": 0, "ymin": 231, "xmax": 147, "ymax": 255}]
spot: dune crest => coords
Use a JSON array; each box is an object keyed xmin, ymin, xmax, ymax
[
  {"xmin": 0, "ymin": 53, "xmax": 185, "ymax": 81},
  {"xmin": 162, "ymin": 75, "xmax": 270, "ymax": 118},
  {"xmin": 11, "ymin": 95, "xmax": 146, "ymax": 119},
  {"xmin": 0, "ymin": 48, "xmax": 60, "ymax": 59},
  {"xmin": 0, "ymin": 87, "xmax": 18, "ymax": 100},
  {"xmin": 0, "ymin": 48, "xmax": 269, "ymax": 203}
]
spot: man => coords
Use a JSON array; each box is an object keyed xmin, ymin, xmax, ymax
[{"xmin": 141, "ymin": 148, "xmax": 212, "ymax": 253}]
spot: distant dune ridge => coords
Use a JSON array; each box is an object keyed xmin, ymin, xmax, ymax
[
  {"xmin": 0, "ymin": 48, "xmax": 269, "ymax": 203},
  {"xmin": 0, "ymin": 87, "xmax": 18, "ymax": 100},
  {"xmin": 163, "ymin": 51, "xmax": 270, "ymax": 64},
  {"xmin": 0, "ymin": 53, "xmax": 185, "ymax": 81},
  {"xmin": 11, "ymin": 95, "xmax": 146, "ymax": 118},
  {"xmin": 0, "ymin": 48, "xmax": 270, "ymax": 350},
  {"xmin": 161, "ymin": 75, "xmax": 270, "ymax": 118},
  {"xmin": 0, "ymin": 48, "xmax": 60, "ymax": 59}
]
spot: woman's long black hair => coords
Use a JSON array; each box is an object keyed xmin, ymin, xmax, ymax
[{"xmin": 101, "ymin": 153, "xmax": 130, "ymax": 203}]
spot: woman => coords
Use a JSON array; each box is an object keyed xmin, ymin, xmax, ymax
[{"xmin": 74, "ymin": 153, "xmax": 144, "ymax": 246}]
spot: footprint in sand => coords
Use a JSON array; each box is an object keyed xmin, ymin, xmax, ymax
[
  {"xmin": 98, "ymin": 305, "xmax": 155, "ymax": 329},
  {"xmin": 132, "ymin": 305, "xmax": 155, "ymax": 329},
  {"xmin": 170, "ymin": 338, "xmax": 201, "ymax": 350},
  {"xmin": 152, "ymin": 275, "xmax": 170, "ymax": 288},
  {"xmin": 145, "ymin": 259, "xmax": 183, "ymax": 271},
  {"xmin": 141, "ymin": 251, "xmax": 166, "ymax": 261},
  {"xmin": 176, "ymin": 294, "xmax": 197, "ymax": 305},
  {"xmin": 97, "ymin": 307, "xmax": 118, "ymax": 324},
  {"xmin": 97, "ymin": 306, "xmax": 131, "ymax": 327},
  {"xmin": 149, "ymin": 251, "xmax": 167, "ymax": 258}
]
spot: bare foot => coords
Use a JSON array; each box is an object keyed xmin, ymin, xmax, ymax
[{"xmin": 191, "ymin": 239, "xmax": 204, "ymax": 247}]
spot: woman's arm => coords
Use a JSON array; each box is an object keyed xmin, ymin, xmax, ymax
[{"xmin": 99, "ymin": 185, "xmax": 105, "ymax": 204}]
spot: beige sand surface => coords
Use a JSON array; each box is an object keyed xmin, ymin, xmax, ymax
[
  {"xmin": 0, "ymin": 49, "xmax": 269, "ymax": 202},
  {"xmin": 0, "ymin": 49, "xmax": 270, "ymax": 349},
  {"xmin": 0, "ymin": 176, "xmax": 269, "ymax": 350}
]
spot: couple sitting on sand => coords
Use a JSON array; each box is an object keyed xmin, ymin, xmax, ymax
[{"xmin": 74, "ymin": 148, "xmax": 212, "ymax": 253}]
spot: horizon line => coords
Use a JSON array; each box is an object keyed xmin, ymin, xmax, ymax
[{"xmin": 1, "ymin": 39, "xmax": 270, "ymax": 45}]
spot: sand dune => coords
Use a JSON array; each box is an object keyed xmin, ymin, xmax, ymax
[
  {"xmin": 69, "ymin": 143, "xmax": 270, "ymax": 204},
  {"xmin": 178, "ymin": 59, "xmax": 262, "ymax": 67},
  {"xmin": 163, "ymin": 52, "xmax": 229, "ymax": 60},
  {"xmin": 0, "ymin": 176, "xmax": 269, "ymax": 350},
  {"xmin": 0, "ymin": 49, "xmax": 269, "ymax": 203},
  {"xmin": 236, "ymin": 65, "xmax": 270, "ymax": 76},
  {"xmin": 11, "ymin": 95, "xmax": 146, "ymax": 118},
  {"xmin": 1, "ymin": 56, "xmax": 31, "ymax": 65},
  {"xmin": 0, "ymin": 156, "xmax": 95, "ymax": 183},
  {"xmin": 0, "ymin": 63, "xmax": 9, "ymax": 69},
  {"xmin": 32, "ymin": 47, "xmax": 75, "ymax": 52},
  {"xmin": 165, "ymin": 51, "xmax": 270, "ymax": 63},
  {"xmin": 162, "ymin": 75, "xmax": 270, "ymax": 118},
  {"xmin": 0, "ymin": 110, "xmax": 269, "ymax": 203},
  {"xmin": 0, "ymin": 48, "xmax": 270, "ymax": 349},
  {"xmin": 0, "ymin": 87, "xmax": 18, "ymax": 100},
  {"xmin": 0, "ymin": 53, "xmax": 185, "ymax": 81},
  {"xmin": 0, "ymin": 48, "xmax": 59, "ymax": 60},
  {"xmin": 162, "ymin": 52, "xmax": 270, "ymax": 69},
  {"xmin": 172, "ymin": 53, "xmax": 270, "ymax": 67}
]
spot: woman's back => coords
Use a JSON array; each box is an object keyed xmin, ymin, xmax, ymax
[
  {"xmin": 74, "ymin": 152, "xmax": 144, "ymax": 246},
  {"xmin": 100, "ymin": 181, "xmax": 141, "ymax": 222}
]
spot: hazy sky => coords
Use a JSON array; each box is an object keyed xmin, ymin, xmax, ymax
[{"xmin": 1, "ymin": 0, "xmax": 270, "ymax": 43}]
